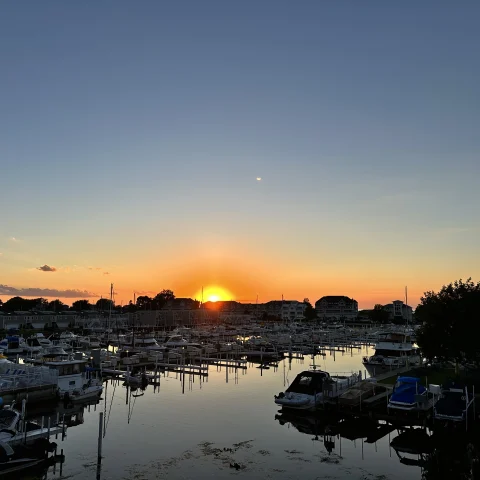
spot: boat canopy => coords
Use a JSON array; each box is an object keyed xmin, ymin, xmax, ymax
[
  {"xmin": 397, "ymin": 376, "xmax": 422, "ymax": 384},
  {"xmin": 286, "ymin": 371, "xmax": 329, "ymax": 396}
]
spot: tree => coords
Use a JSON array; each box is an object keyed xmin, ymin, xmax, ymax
[
  {"xmin": 72, "ymin": 299, "xmax": 92, "ymax": 311},
  {"xmin": 95, "ymin": 298, "xmax": 114, "ymax": 311},
  {"xmin": 48, "ymin": 299, "xmax": 67, "ymax": 312},
  {"xmin": 416, "ymin": 278, "xmax": 480, "ymax": 367},
  {"xmin": 152, "ymin": 289, "xmax": 175, "ymax": 309},
  {"xmin": 303, "ymin": 299, "xmax": 317, "ymax": 321},
  {"xmin": 3, "ymin": 296, "xmax": 33, "ymax": 312},
  {"xmin": 125, "ymin": 300, "xmax": 137, "ymax": 313},
  {"xmin": 136, "ymin": 295, "xmax": 153, "ymax": 310},
  {"xmin": 370, "ymin": 304, "xmax": 390, "ymax": 324}
]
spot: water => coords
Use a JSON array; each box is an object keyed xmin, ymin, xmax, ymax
[{"xmin": 28, "ymin": 346, "xmax": 425, "ymax": 479}]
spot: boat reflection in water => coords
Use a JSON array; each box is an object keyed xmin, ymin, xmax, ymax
[
  {"xmin": 389, "ymin": 427, "xmax": 433, "ymax": 467},
  {"xmin": 276, "ymin": 408, "xmax": 480, "ymax": 480},
  {"xmin": 275, "ymin": 409, "xmax": 395, "ymax": 453}
]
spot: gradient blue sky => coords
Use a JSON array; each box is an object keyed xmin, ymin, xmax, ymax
[{"xmin": 1, "ymin": 1, "xmax": 479, "ymax": 307}]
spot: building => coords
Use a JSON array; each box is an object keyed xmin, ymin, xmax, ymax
[
  {"xmin": 314, "ymin": 296, "xmax": 358, "ymax": 321},
  {"xmin": 382, "ymin": 300, "xmax": 413, "ymax": 323}
]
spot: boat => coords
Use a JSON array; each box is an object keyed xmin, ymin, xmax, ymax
[
  {"xmin": 0, "ymin": 406, "xmax": 63, "ymax": 446},
  {"xmin": 78, "ymin": 336, "xmax": 101, "ymax": 349},
  {"xmin": 0, "ymin": 337, "xmax": 25, "ymax": 356},
  {"xmin": 274, "ymin": 370, "xmax": 360, "ymax": 411},
  {"xmin": 23, "ymin": 337, "xmax": 43, "ymax": 354},
  {"xmin": 338, "ymin": 380, "xmax": 381, "ymax": 407},
  {"xmin": 0, "ymin": 439, "xmax": 59, "ymax": 475},
  {"xmin": 434, "ymin": 383, "xmax": 474, "ymax": 422},
  {"xmin": 122, "ymin": 372, "xmax": 149, "ymax": 389},
  {"xmin": 121, "ymin": 333, "xmax": 165, "ymax": 352},
  {"xmin": 37, "ymin": 357, "xmax": 103, "ymax": 399},
  {"xmin": 387, "ymin": 377, "xmax": 427, "ymax": 411},
  {"xmin": 65, "ymin": 378, "xmax": 103, "ymax": 402},
  {"xmin": 362, "ymin": 332, "xmax": 421, "ymax": 371}
]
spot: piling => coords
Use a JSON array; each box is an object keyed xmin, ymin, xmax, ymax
[{"xmin": 98, "ymin": 412, "xmax": 104, "ymax": 462}]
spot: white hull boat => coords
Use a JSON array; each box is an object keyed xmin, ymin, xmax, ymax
[{"xmin": 275, "ymin": 370, "xmax": 360, "ymax": 411}]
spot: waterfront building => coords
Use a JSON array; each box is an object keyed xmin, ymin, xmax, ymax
[
  {"xmin": 382, "ymin": 300, "xmax": 413, "ymax": 323},
  {"xmin": 314, "ymin": 296, "xmax": 358, "ymax": 321}
]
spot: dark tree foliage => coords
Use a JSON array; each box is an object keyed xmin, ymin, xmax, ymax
[
  {"xmin": 2, "ymin": 296, "xmax": 47, "ymax": 312},
  {"xmin": 136, "ymin": 296, "xmax": 153, "ymax": 309},
  {"xmin": 416, "ymin": 278, "xmax": 480, "ymax": 365},
  {"xmin": 47, "ymin": 299, "xmax": 67, "ymax": 311},
  {"xmin": 303, "ymin": 299, "xmax": 317, "ymax": 321},
  {"xmin": 72, "ymin": 300, "xmax": 92, "ymax": 311},
  {"xmin": 370, "ymin": 304, "xmax": 390, "ymax": 324},
  {"xmin": 95, "ymin": 298, "xmax": 115, "ymax": 311}
]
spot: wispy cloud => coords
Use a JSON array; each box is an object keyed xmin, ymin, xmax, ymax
[
  {"xmin": 37, "ymin": 264, "xmax": 57, "ymax": 272},
  {"xmin": 0, "ymin": 284, "xmax": 98, "ymax": 298},
  {"xmin": 103, "ymin": 272, "xmax": 110, "ymax": 275}
]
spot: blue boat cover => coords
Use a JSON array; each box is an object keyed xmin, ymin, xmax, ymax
[
  {"xmin": 391, "ymin": 378, "xmax": 426, "ymax": 404},
  {"xmin": 397, "ymin": 376, "xmax": 422, "ymax": 384}
]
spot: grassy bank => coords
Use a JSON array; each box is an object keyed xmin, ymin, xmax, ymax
[{"xmin": 378, "ymin": 365, "xmax": 480, "ymax": 388}]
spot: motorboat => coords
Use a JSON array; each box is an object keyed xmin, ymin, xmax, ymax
[
  {"xmin": 434, "ymin": 383, "xmax": 474, "ymax": 422},
  {"xmin": 0, "ymin": 406, "xmax": 63, "ymax": 446},
  {"xmin": 0, "ymin": 337, "xmax": 25, "ymax": 355},
  {"xmin": 388, "ymin": 377, "xmax": 427, "ymax": 411},
  {"xmin": 363, "ymin": 332, "xmax": 421, "ymax": 371},
  {"xmin": 23, "ymin": 337, "xmax": 43, "ymax": 354},
  {"xmin": 66, "ymin": 378, "xmax": 103, "ymax": 402},
  {"xmin": 338, "ymin": 380, "xmax": 382, "ymax": 407},
  {"xmin": 78, "ymin": 336, "xmax": 101, "ymax": 349},
  {"xmin": 274, "ymin": 370, "xmax": 360, "ymax": 411},
  {"xmin": 122, "ymin": 333, "xmax": 165, "ymax": 352},
  {"xmin": 0, "ymin": 439, "xmax": 59, "ymax": 475}
]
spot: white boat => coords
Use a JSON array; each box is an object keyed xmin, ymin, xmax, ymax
[
  {"xmin": 39, "ymin": 357, "xmax": 103, "ymax": 399},
  {"xmin": 78, "ymin": 336, "xmax": 101, "ymax": 349},
  {"xmin": 274, "ymin": 370, "xmax": 360, "ymax": 411},
  {"xmin": 362, "ymin": 332, "xmax": 421, "ymax": 370},
  {"xmin": 122, "ymin": 334, "xmax": 165, "ymax": 352},
  {"xmin": 23, "ymin": 337, "xmax": 43, "ymax": 354},
  {"xmin": 163, "ymin": 334, "xmax": 195, "ymax": 347},
  {"xmin": 0, "ymin": 405, "xmax": 63, "ymax": 446},
  {"xmin": 67, "ymin": 379, "xmax": 103, "ymax": 402}
]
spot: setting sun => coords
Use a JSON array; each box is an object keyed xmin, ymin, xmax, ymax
[{"xmin": 194, "ymin": 285, "xmax": 234, "ymax": 304}]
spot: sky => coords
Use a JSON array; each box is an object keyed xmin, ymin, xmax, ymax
[{"xmin": 1, "ymin": 1, "xmax": 479, "ymax": 308}]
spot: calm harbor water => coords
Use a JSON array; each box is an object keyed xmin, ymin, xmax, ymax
[{"xmin": 27, "ymin": 345, "xmax": 423, "ymax": 480}]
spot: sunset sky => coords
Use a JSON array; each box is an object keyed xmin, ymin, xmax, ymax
[{"xmin": 1, "ymin": 1, "xmax": 479, "ymax": 309}]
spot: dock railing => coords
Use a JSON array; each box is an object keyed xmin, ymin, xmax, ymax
[{"xmin": 0, "ymin": 364, "xmax": 59, "ymax": 391}]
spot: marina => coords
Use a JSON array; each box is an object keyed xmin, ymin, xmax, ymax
[{"xmin": 0, "ymin": 323, "xmax": 478, "ymax": 479}]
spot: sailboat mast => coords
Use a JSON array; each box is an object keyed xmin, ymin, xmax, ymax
[{"xmin": 405, "ymin": 286, "xmax": 409, "ymax": 327}]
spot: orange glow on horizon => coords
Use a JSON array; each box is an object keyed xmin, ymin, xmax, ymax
[{"xmin": 194, "ymin": 285, "xmax": 234, "ymax": 303}]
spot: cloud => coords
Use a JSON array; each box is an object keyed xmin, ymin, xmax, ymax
[
  {"xmin": 0, "ymin": 284, "xmax": 98, "ymax": 298},
  {"xmin": 134, "ymin": 290, "xmax": 156, "ymax": 295},
  {"xmin": 103, "ymin": 272, "xmax": 110, "ymax": 275},
  {"xmin": 37, "ymin": 264, "xmax": 57, "ymax": 272}
]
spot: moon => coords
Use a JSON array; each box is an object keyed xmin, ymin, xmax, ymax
[{"xmin": 256, "ymin": 177, "xmax": 262, "ymax": 181}]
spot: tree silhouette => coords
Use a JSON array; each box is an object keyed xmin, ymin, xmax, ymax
[{"xmin": 416, "ymin": 278, "xmax": 480, "ymax": 366}]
